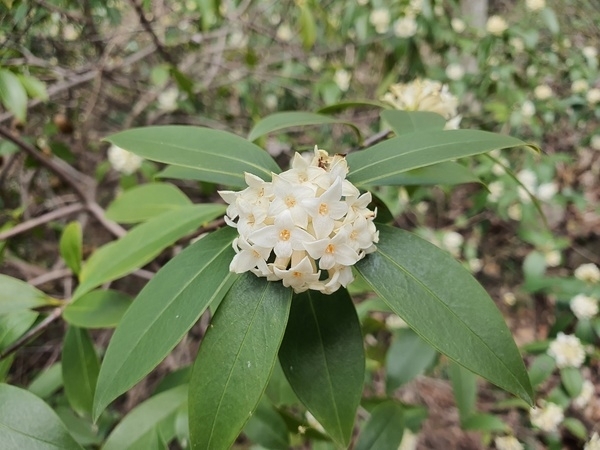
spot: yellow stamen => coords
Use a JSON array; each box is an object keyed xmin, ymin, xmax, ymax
[
  {"xmin": 318, "ymin": 203, "xmax": 328, "ymax": 215},
  {"xmin": 285, "ymin": 196, "xmax": 296, "ymax": 207},
  {"xmin": 325, "ymin": 244, "xmax": 335, "ymax": 254},
  {"xmin": 280, "ymin": 229, "xmax": 291, "ymax": 241}
]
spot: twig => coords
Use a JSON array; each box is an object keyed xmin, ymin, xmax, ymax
[
  {"xmin": 29, "ymin": 268, "xmax": 73, "ymax": 287},
  {"xmin": 0, "ymin": 306, "xmax": 65, "ymax": 361},
  {"xmin": 0, "ymin": 203, "xmax": 84, "ymax": 241},
  {"xmin": 31, "ymin": 0, "xmax": 84, "ymax": 21},
  {"xmin": 128, "ymin": 0, "xmax": 177, "ymax": 66}
]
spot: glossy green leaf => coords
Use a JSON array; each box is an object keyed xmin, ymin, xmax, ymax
[
  {"xmin": 75, "ymin": 204, "xmax": 225, "ymax": 298},
  {"xmin": 0, "ymin": 69, "xmax": 28, "ymax": 121},
  {"xmin": 356, "ymin": 225, "xmax": 533, "ymax": 405},
  {"xmin": 105, "ymin": 183, "xmax": 192, "ymax": 224},
  {"xmin": 105, "ymin": 126, "xmax": 280, "ymax": 188},
  {"xmin": 189, "ymin": 274, "xmax": 292, "ymax": 450},
  {"xmin": 560, "ymin": 367, "xmax": 583, "ymax": 398},
  {"xmin": 60, "ymin": 222, "xmax": 83, "ymax": 276},
  {"xmin": 355, "ymin": 401, "xmax": 404, "ymax": 450},
  {"xmin": 347, "ymin": 130, "xmax": 534, "ymax": 187},
  {"xmin": 381, "ymin": 110, "xmax": 446, "ymax": 135},
  {"xmin": 541, "ymin": 7, "xmax": 559, "ymax": 34},
  {"xmin": 0, "ymin": 274, "xmax": 53, "ymax": 314},
  {"xmin": 386, "ymin": 328, "xmax": 437, "ymax": 392},
  {"xmin": 317, "ymin": 100, "xmax": 387, "ymax": 115},
  {"xmin": 155, "ymin": 165, "xmax": 209, "ymax": 182},
  {"xmin": 103, "ymin": 385, "xmax": 187, "ymax": 450},
  {"xmin": 369, "ymin": 161, "xmax": 480, "ymax": 186},
  {"xmin": 248, "ymin": 112, "xmax": 360, "ymax": 142},
  {"xmin": 265, "ymin": 361, "xmax": 299, "ymax": 407},
  {"xmin": 0, "ymin": 310, "xmax": 37, "ymax": 349},
  {"xmin": 17, "ymin": 74, "xmax": 48, "ymax": 100},
  {"xmin": 298, "ymin": 3, "xmax": 316, "ymax": 49},
  {"xmin": 528, "ymin": 354, "xmax": 555, "ymax": 389},
  {"xmin": 63, "ymin": 289, "xmax": 131, "ymax": 329},
  {"xmin": 448, "ymin": 361, "xmax": 477, "ymax": 423},
  {"xmin": 279, "ymin": 288, "xmax": 365, "ymax": 447},
  {"xmin": 0, "ymin": 383, "xmax": 83, "ymax": 449},
  {"xmin": 28, "ymin": 363, "xmax": 63, "ymax": 399},
  {"xmin": 562, "ymin": 417, "xmax": 588, "ymax": 441},
  {"xmin": 461, "ymin": 413, "xmax": 508, "ymax": 432},
  {"xmin": 55, "ymin": 407, "xmax": 102, "ymax": 447},
  {"xmin": 243, "ymin": 397, "xmax": 290, "ymax": 450},
  {"xmin": 93, "ymin": 227, "xmax": 237, "ymax": 420},
  {"xmin": 62, "ymin": 327, "xmax": 100, "ymax": 417},
  {"xmin": 153, "ymin": 366, "xmax": 191, "ymax": 395}
]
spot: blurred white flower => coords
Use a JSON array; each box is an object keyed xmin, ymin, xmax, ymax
[
  {"xmin": 572, "ymin": 79, "xmax": 589, "ymax": 94},
  {"xmin": 276, "ymin": 24, "xmax": 293, "ymax": 42},
  {"xmin": 586, "ymin": 432, "xmax": 600, "ymax": 450},
  {"xmin": 265, "ymin": 93, "xmax": 278, "ymax": 110},
  {"xmin": 486, "ymin": 15, "xmax": 508, "ymax": 36},
  {"xmin": 408, "ymin": 0, "xmax": 424, "ymax": 15},
  {"xmin": 394, "ymin": 16, "xmax": 418, "ymax": 38},
  {"xmin": 228, "ymin": 30, "xmax": 248, "ymax": 48},
  {"xmin": 573, "ymin": 379, "xmax": 595, "ymax": 409},
  {"xmin": 385, "ymin": 314, "xmax": 408, "ymax": 329},
  {"xmin": 157, "ymin": 87, "xmax": 179, "ymax": 112},
  {"xmin": 544, "ymin": 250, "xmax": 561, "ymax": 267},
  {"xmin": 492, "ymin": 157, "xmax": 509, "ymax": 176},
  {"xmin": 586, "ymin": 88, "xmax": 600, "ymax": 104},
  {"xmin": 62, "ymin": 24, "xmax": 80, "ymax": 41},
  {"xmin": 494, "ymin": 435, "xmax": 524, "ymax": 450},
  {"xmin": 574, "ymin": 263, "xmax": 600, "ymax": 283},
  {"xmin": 446, "ymin": 63, "xmax": 465, "ymax": 81},
  {"xmin": 591, "ymin": 135, "xmax": 600, "ymax": 150},
  {"xmin": 381, "ymin": 79, "xmax": 460, "ymax": 128},
  {"xmin": 582, "ymin": 46, "xmax": 598, "ymax": 60},
  {"xmin": 510, "ymin": 37, "xmax": 525, "ymax": 53},
  {"xmin": 469, "ymin": 258, "xmax": 483, "ymax": 273},
  {"xmin": 503, "ymin": 292, "xmax": 517, "ymax": 306},
  {"xmin": 521, "ymin": 100, "xmax": 536, "ymax": 117},
  {"xmin": 570, "ymin": 294, "xmax": 598, "ymax": 320},
  {"xmin": 526, "ymin": 65, "xmax": 538, "ymax": 77},
  {"xmin": 398, "ymin": 428, "xmax": 418, "ymax": 450},
  {"xmin": 534, "ymin": 84, "xmax": 553, "ymax": 100},
  {"xmin": 525, "ymin": 0, "xmax": 545, "ymax": 11},
  {"xmin": 357, "ymin": 0, "xmax": 369, "ymax": 4},
  {"xmin": 507, "ymin": 203, "xmax": 522, "ymax": 221},
  {"xmin": 305, "ymin": 411, "xmax": 325, "ymax": 433},
  {"xmin": 451, "ymin": 18, "xmax": 466, "ymax": 33},
  {"xmin": 536, "ymin": 182, "xmax": 558, "ymax": 201},
  {"xmin": 442, "ymin": 231, "xmax": 464, "ymax": 257},
  {"xmin": 334, "ymin": 69, "xmax": 351, "ymax": 92},
  {"xmin": 308, "ymin": 56, "xmax": 323, "ymax": 72},
  {"xmin": 530, "ymin": 402, "xmax": 563, "ymax": 433},
  {"xmin": 517, "ymin": 169, "xmax": 537, "ymax": 192},
  {"xmin": 547, "ymin": 332, "xmax": 586, "ymax": 368},
  {"xmin": 370, "ymin": 8, "xmax": 391, "ymax": 34},
  {"xmin": 487, "ymin": 181, "xmax": 504, "ymax": 202},
  {"xmin": 107, "ymin": 144, "xmax": 144, "ymax": 175}
]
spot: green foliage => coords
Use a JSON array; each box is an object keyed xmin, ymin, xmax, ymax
[
  {"xmin": 63, "ymin": 290, "xmax": 131, "ymax": 329},
  {"xmin": 59, "ymin": 222, "xmax": 83, "ymax": 276},
  {"xmin": 355, "ymin": 401, "xmax": 404, "ymax": 450},
  {"xmin": 0, "ymin": 274, "xmax": 54, "ymax": 314}
]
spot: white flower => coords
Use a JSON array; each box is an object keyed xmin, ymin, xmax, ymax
[
  {"xmin": 451, "ymin": 18, "xmax": 466, "ymax": 33},
  {"xmin": 510, "ymin": 37, "xmax": 525, "ymax": 53},
  {"xmin": 534, "ymin": 84, "xmax": 553, "ymax": 100},
  {"xmin": 486, "ymin": 15, "xmax": 508, "ymax": 36},
  {"xmin": 521, "ymin": 100, "xmax": 536, "ymax": 117},
  {"xmin": 573, "ymin": 379, "xmax": 595, "ymax": 409},
  {"xmin": 385, "ymin": 314, "xmax": 408, "ymax": 329},
  {"xmin": 525, "ymin": 0, "xmax": 545, "ymax": 11},
  {"xmin": 308, "ymin": 56, "xmax": 323, "ymax": 72},
  {"xmin": 544, "ymin": 250, "xmax": 561, "ymax": 267},
  {"xmin": 586, "ymin": 88, "xmax": 600, "ymax": 105},
  {"xmin": 157, "ymin": 87, "xmax": 179, "ymax": 111},
  {"xmin": 382, "ymin": 79, "xmax": 460, "ymax": 128},
  {"xmin": 220, "ymin": 147, "xmax": 378, "ymax": 294},
  {"xmin": 572, "ymin": 79, "xmax": 589, "ymax": 94},
  {"xmin": 393, "ymin": 16, "xmax": 418, "ymax": 38},
  {"xmin": 494, "ymin": 435, "xmax": 524, "ymax": 450},
  {"xmin": 276, "ymin": 24, "xmax": 293, "ymax": 42},
  {"xmin": 62, "ymin": 24, "xmax": 80, "ymax": 41},
  {"xmin": 547, "ymin": 332, "xmax": 586, "ymax": 368},
  {"xmin": 334, "ymin": 69, "xmax": 351, "ymax": 92},
  {"xmin": 582, "ymin": 46, "xmax": 598, "ymax": 60},
  {"xmin": 265, "ymin": 93, "xmax": 278, "ymax": 110},
  {"xmin": 107, "ymin": 144, "xmax": 144, "ymax": 175},
  {"xmin": 469, "ymin": 258, "xmax": 483, "ymax": 273},
  {"xmin": 446, "ymin": 63, "xmax": 464, "ymax": 81},
  {"xmin": 517, "ymin": 169, "xmax": 537, "ymax": 194},
  {"xmin": 586, "ymin": 433, "xmax": 600, "ymax": 450},
  {"xmin": 503, "ymin": 292, "xmax": 517, "ymax": 306},
  {"xmin": 305, "ymin": 411, "xmax": 325, "ymax": 433},
  {"xmin": 591, "ymin": 135, "xmax": 600, "ymax": 150},
  {"xmin": 536, "ymin": 182, "xmax": 558, "ymax": 201},
  {"xmin": 488, "ymin": 181, "xmax": 504, "ymax": 202},
  {"xmin": 442, "ymin": 231, "xmax": 463, "ymax": 257},
  {"xmin": 398, "ymin": 428, "xmax": 418, "ymax": 450},
  {"xmin": 370, "ymin": 8, "xmax": 391, "ymax": 34},
  {"xmin": 530, "ymin": 402, "xmax": 564, "ymax": 433},
  {"xmin": 575, "ymin": 263, "xmax": 600, "ymax": 283},
  {"xmin": 507, "ymin": 203, "xmax": 522, "ymax": 221},
  {"xmin": 570, "ymin": 294, "xmax": 599, "ymax": 320}
]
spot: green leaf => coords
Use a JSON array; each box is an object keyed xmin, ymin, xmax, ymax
[
  {"xmin": 448, "ymin": 361, "xmax": 477, "ymax": 423},
  {"xmin": 93, "ymin": 227, "xmax": 237, "ymax": 420},
  {"xmin": 0, "ymin": 274, "xmax": 53, "ymax": 314},
  {"xmin": 279, "ymin": 288, "xmax": 365, "ymax": 447},
  {"xmin": 562, "ymin": 417, "xmax": 588, "ymax": 441},
  {"xmin": 155, "ymin": 165, "xmax": 210, "ymax": 182},
  {"xmin": 0, "ymin": 69, "xmax": 28, "ymax": 121},
  {"xmin": 28, "ymin": 363, "xmax": 63, "ymax": 399},
  {"xmin": 528, "ymin": 354, "xmax": 555, "ymax": 389},
  {"xmin": 540, "ymin": 8, "xmax": 559, "ymax": 34},
  {"xmin": 371, "ymin": 161, "xmax": 480, "ymax": 186},
  {"xmin": 386, "ymin": 328, "xmax": 437, "ymax": 393},
  {"xmin": 62, "ymin": 327, "xmax": 100, "ymax": 417},
  {"xmin": 317, "ymin": 100, "xmax": 387, "ymax": 115},
  {"xmin": 560, "ymin": 367, "xmax": 583, "ymax": 398},
  {"xmin": 17, "ymin": 74, "xmax": 48, "ymax": 101},
  {"xmin": 105, "ymin": 126, "xmax": 280, "ymax": 188},
  {"xmin": 461, "ymin": 413, "xmax": 508, "ymax": 432},
  {"xmin": 298, "ymin": 3, "xmax": 316, "ymax": 49},
  {"xmin": 75, "ymin": 204, "xmax": 225, "ymax": 298},
  {"xmin": 355, "ymin": 225, "xmax": 533, "ymax": 405},
  {"xmin": 0, "ymin": 383, "xmax": 83, "ymax": 449},
  {"xmin": 247, "ymin": 112, "xmax": 360, "ymax": 142},
  {"xmin": 355, "ymin": 401, "xmax": 404, "ymax": 450},
  {"xmin": 243, "ymin": 397, "xmax": 290, "ymax": 450},
  {"xmin": 103, "ymin": 385, "xmax": 187, "ymax": 450},
  {"xmin": 0, "ymin": 310, "xmax": 37, "ymax": 349},
  {"xmin": 60, "ymin": 222, "xmax": 83, "ymax": 276},
  {"xmin": 105, "ymin": 183, "xmax": 192, "ymax": 224},
  {"xmin": 63, "ymin": 289, "xmax": 131, "ymax": 329},
  {"xmin": 55, "ymin": 407, "xmax": 102, "ymax": 447},
  {"xmin": 347, "ymin": 130, "xmax": 534, "ymax": 187},
  {"xmin": 265, "ymin": 361, "xmax": 299, "ymax": 407},
  {"xmin": 189, "ymin": 273, "xmax": 292, "ymax": 450},
  {"xmin": 381, "ymin": 110, "xmax": 446, "ymax": 135}
]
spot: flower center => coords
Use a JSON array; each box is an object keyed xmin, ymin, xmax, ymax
[
  {"xmin": 279, "ymin": 229, "xmax": 291, "ymax": 241},
  {"xmin": 318, "ymin": 203, "xmax": 328, "ymax": 215},
  {"xmin": 293, "ymin": 271, "xmax": 302, "ymax": 278},
  {"xmin": 285, "ymin": 196, "xmax": 296, "ymax": 207},
  {"xmin": 350, "ymin": 230, "xmax": 358, "ymax": 240},
  {"xmin": 325, "ymin": 244, "xmax": 335, "ymax": 254}
]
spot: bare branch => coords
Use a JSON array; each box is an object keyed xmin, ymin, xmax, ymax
[{"xmin": 0, "ymin": 203, "xmax": 85, "ymax": 241}]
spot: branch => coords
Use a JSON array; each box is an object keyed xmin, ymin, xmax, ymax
[
  {"xmin": 0, "ymin": 203, "xmax": 84, "ymax": 241},
  {"xmin": 128, "ymin": 0, "xmax": 177, "ymax": 66}
]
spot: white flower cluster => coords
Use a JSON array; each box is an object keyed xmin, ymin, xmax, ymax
[
  {"xmin": 547, "ymin": 332, "xmax": 586, "ymax": 368},
  {"xmin": 516, "ymin": 169, "xmax": 558, "ymax": 203},
  {"xmin": 573, "ymin": 379, "xmax": 595, "ymax": 409},
  {"xmin": 586, "ymin": 432, "xmax": 600, "ymax": 450},
  {"xmin": 381, "ymin": 79, "xmax": 461, "ymax": 129},
  {"xmin": 107, "ymin": 144, "xmax": 144, "ymax": 175},
  {"xmin": 570, "ymin": 294, "xmax": 599, "ymax": 320},
  {"xmin": 575, "ymin": 263, "xmax": 600, "ymax": 283},
  {"xmin": 530, "ymin": 401, "xmax": 564, "ymax": 433},
  {"xmin": 220, "ymin": 147, "xmax": 379, "ymax": 294},
  {"xmin": 494, "ymin": 435, "xmax": 524, "ymax": 450}
]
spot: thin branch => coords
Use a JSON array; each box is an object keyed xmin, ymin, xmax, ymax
[
  {"xmin": 0, "ymin": 203, "xmax": 84, "ymax": 241},
  {"xmin": 29, "ymin": 268, "xmax": 72, "ymax": 287},
  {"xmin": 128, "ymin": 0, "xmax": 177, "ymax": 66}
]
